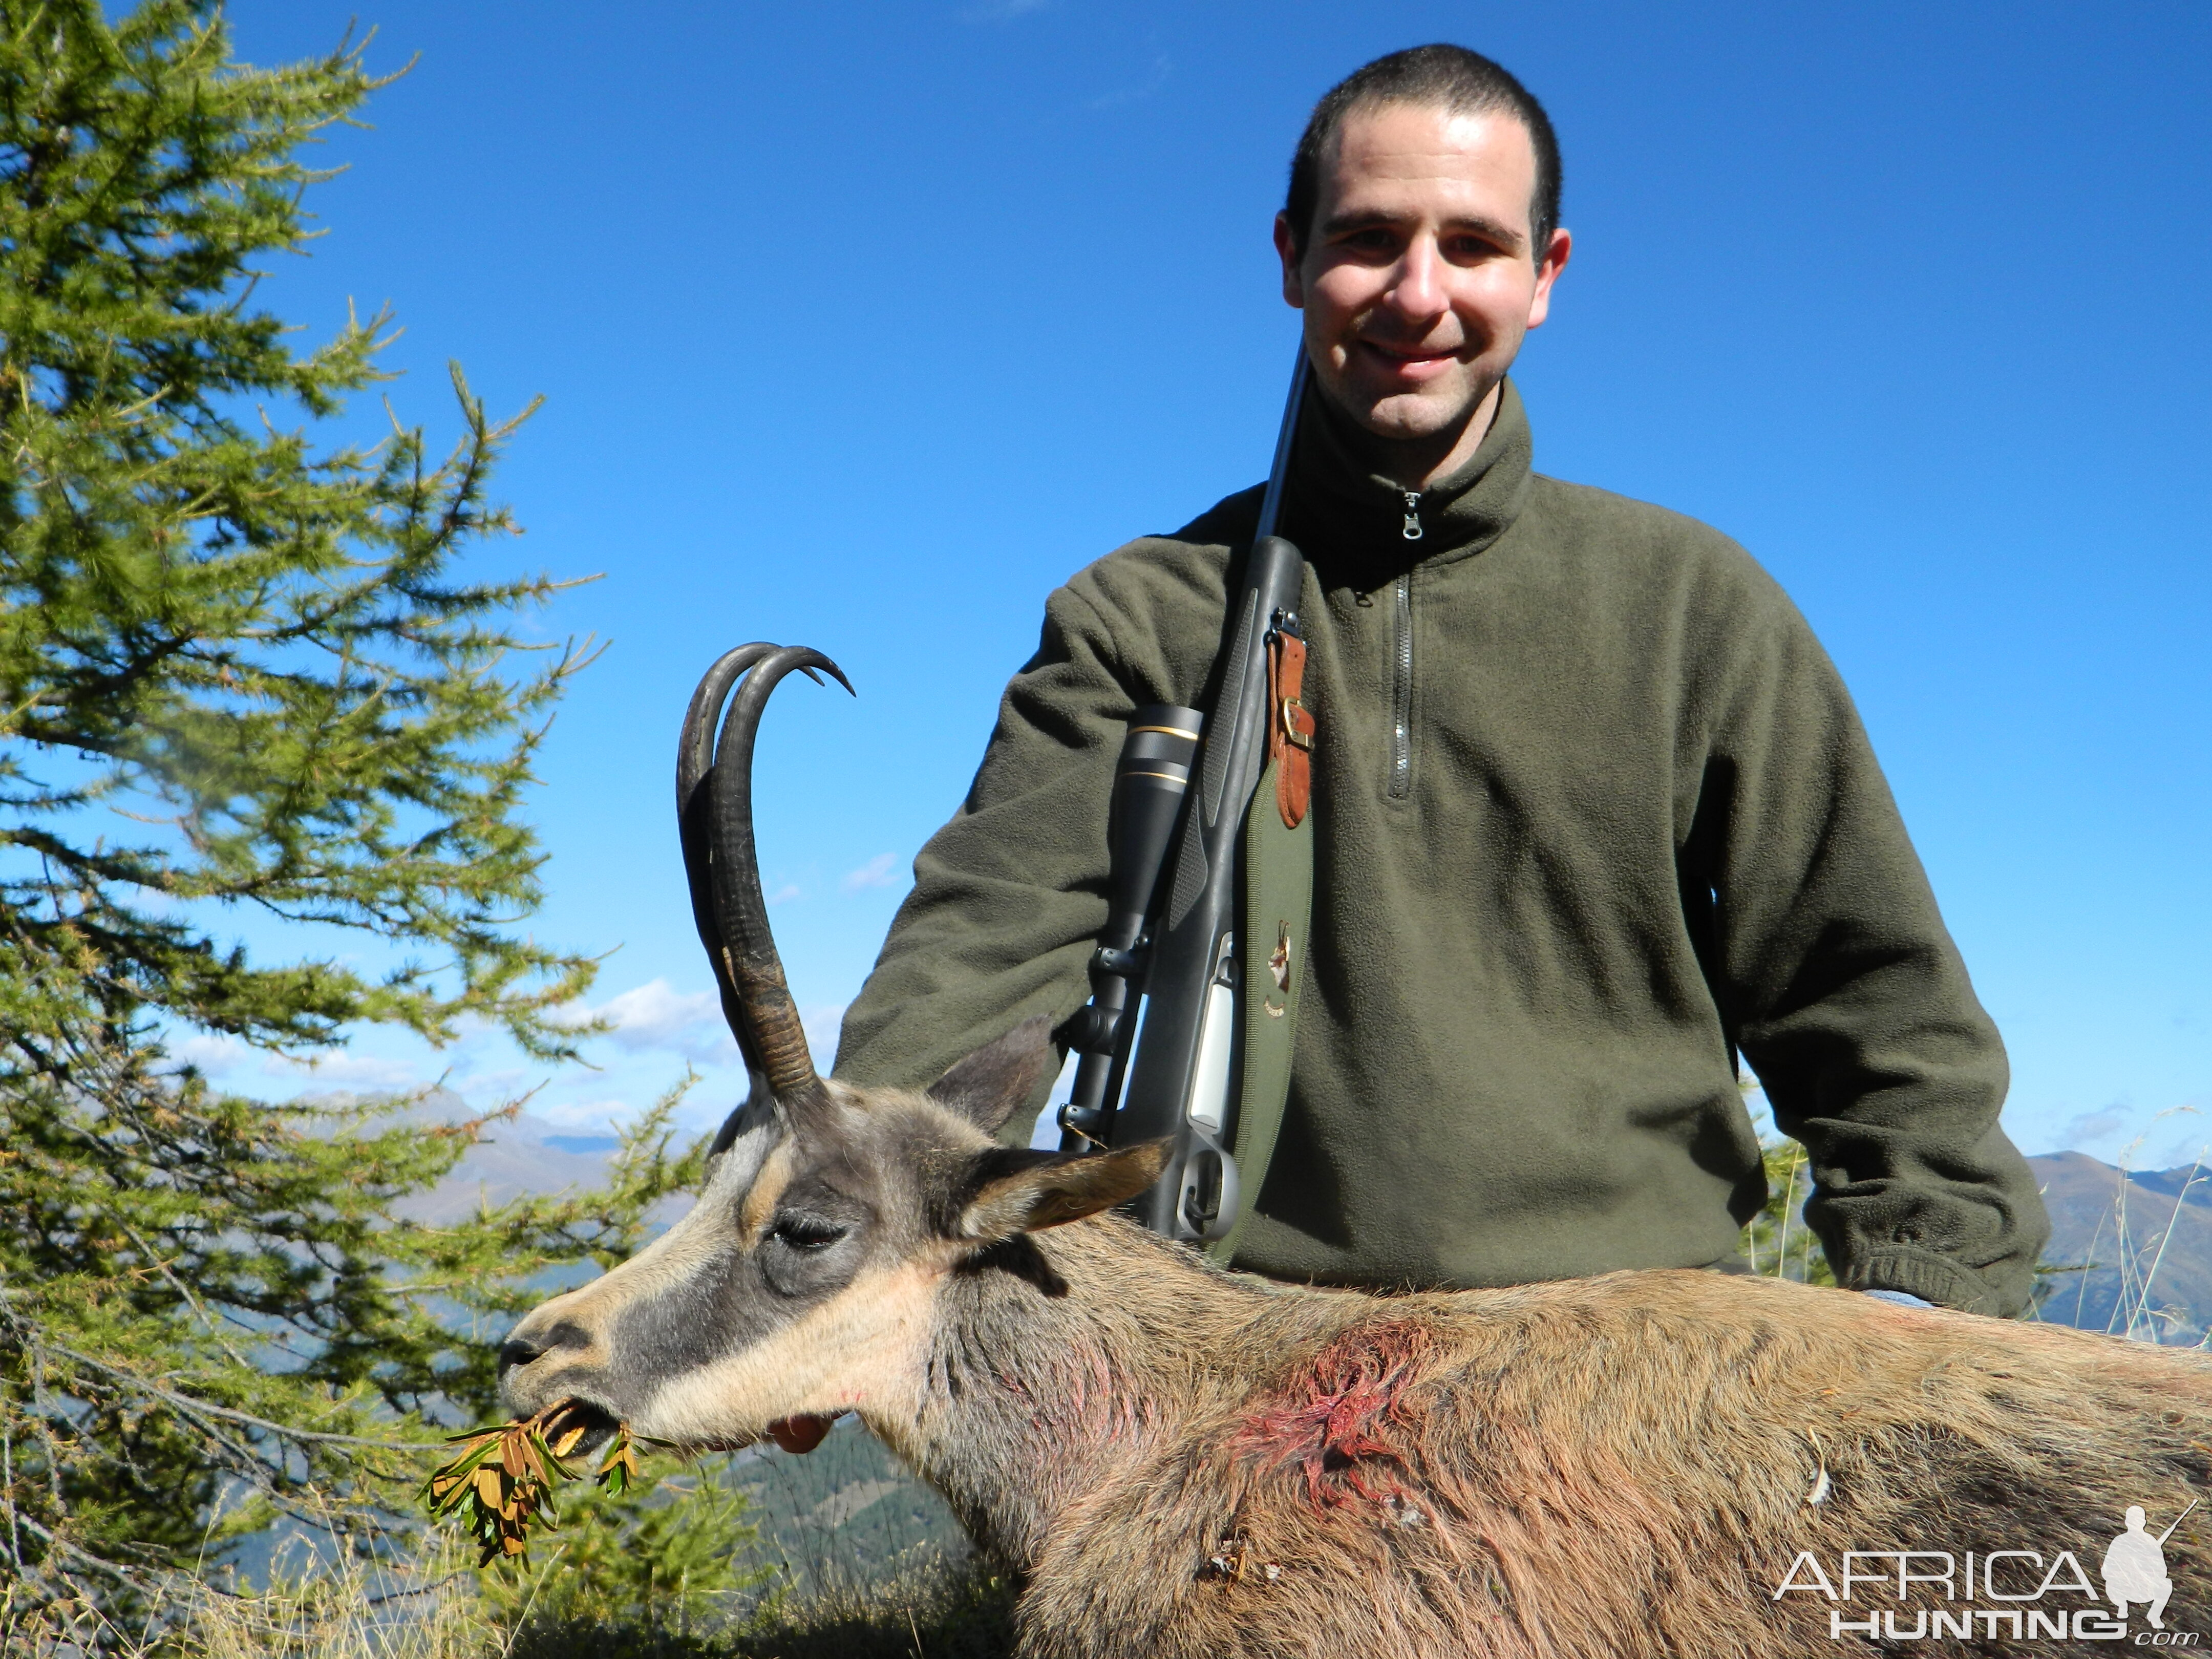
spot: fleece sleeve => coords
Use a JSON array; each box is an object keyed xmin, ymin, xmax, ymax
[
  {"xmin": 830, "ymin": 582, "xmax": 1134, "ymax": 1131},
  {"xmin": 1701, "ymin": 598, "xmax": 2050, "ymax": 1317}
]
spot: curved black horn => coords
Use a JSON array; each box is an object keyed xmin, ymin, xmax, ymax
[
  {"xmin": 700, "ymin": 643, "xmax": 854, "ymax": 1103},
  {"xmin": 678, "ymin": 644, "xmax": 779, "ymax": 1074}
]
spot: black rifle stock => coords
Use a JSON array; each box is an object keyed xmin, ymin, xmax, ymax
[{"xmin": 1055, "ymin": 355, "xmax": 1310, "ymax": 1244}]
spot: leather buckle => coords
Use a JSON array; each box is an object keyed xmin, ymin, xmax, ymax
[{"xmin": 1280, "ymin": 696, "xmax": 1313, "ymax": 751}]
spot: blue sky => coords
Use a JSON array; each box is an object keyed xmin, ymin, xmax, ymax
[{"xmin": 190, "ymin": 1, "xmax": 2210, "ymax": 1167}]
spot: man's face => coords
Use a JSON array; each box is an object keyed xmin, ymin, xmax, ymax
[{"xmin": 1276, "ymin": 101, "xmax": 1570, "ymax": 467}]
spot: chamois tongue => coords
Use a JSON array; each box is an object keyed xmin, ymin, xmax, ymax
[{"xmin": 768, "ymin": 1414, "xmax": 836, "ymax": 1455}]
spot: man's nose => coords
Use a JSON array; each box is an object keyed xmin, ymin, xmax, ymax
[{"xmin": 1386, "ymin": 237, "xmax": 1448, "ymax": 321}]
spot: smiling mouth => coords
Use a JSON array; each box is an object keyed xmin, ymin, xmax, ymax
[{"xmin": 1358, "ymin": 341, "xmax": 1463, "ymax": 373}]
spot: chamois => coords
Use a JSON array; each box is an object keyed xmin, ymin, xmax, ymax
[{"xmin": 501, "ymin": 645, "xmax": 2211, "ymax": 1657}]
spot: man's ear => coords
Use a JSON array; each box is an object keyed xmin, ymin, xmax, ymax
[
  {"xmin": 927, "ymin": 1015, "xmax": 1059, "ymax": 1133},
  {"xmin": 1273, "ymin": 210, "xmax": 1305, "ymax": 307},
  {"xmin": 1526, "ymin": 225, "xmax": 1572, "ymax": 330},
  {"xmin": 946, "ymin": 1141, "xmax": 1171, "ymax": 1246}
]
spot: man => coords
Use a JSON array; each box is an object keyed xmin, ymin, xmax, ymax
[
  {"xmin": 2104, "ymin": 1506, "xmax": 2177, "ymax": 1629},
  {"xmin": 833, "ymin": 45, "xmax": 2048, "ymax": 1315}
]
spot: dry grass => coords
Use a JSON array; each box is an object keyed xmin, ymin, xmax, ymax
[
  {"xmin": 0, "ymin": 1530, "xmax": 1013, "ymax": 1659},
  {"xmin": 1, "ymin": 1535, "xmax": 501, "ymax": 1659},
  {"xmin": 713, "ymin": 1556, "xmax": 1016, "ymax": 1659}
]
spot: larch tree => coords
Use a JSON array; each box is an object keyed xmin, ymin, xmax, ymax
[{"xmin": 0, "ymin": 0, "xmax": 709, "ymax": 1618}]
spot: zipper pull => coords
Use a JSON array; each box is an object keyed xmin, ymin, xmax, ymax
[{"xmin": 1401, "ymin": 491, "xmax": 1423, "ymax": 541}]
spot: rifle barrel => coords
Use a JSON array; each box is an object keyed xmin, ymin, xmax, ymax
[
  {"xmin": 1254, "ymin": 348, "xmax": 1309, "ymax": 542},
  {"xmin": 2156, "ymin": 1496, "xmax": 2201, "ymax": 1545}
]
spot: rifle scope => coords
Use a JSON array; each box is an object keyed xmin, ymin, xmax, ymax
[{"xmin": 1055, "ymin": 707, "xmax": 1203, "ymax": 1152}]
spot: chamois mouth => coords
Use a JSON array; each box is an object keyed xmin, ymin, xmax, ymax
[{"xmin": 544, "ymin": 1398, "xmax": 623, "ymax": 1458}]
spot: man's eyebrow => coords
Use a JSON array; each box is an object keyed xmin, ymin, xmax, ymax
[{"xmin": 1318, "ymin": 208, "xmax": 1527, "ymax": 251}]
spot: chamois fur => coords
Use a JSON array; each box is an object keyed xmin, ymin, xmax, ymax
[
  {"xmin": 910, "ymin": 1213, "xmax": 2210, "ymax": 1656},
  {"xmin": 507, "ymin": 1077, "xmax": 2211, "ymax": 1658}
]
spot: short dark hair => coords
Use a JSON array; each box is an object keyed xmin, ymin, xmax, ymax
[{"xmin": 1284, "ymin": 45, "xmax": 1562, "ymax": 264}]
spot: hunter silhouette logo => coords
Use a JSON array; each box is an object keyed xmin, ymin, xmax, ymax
[{"xmin": 2107, "ymin": 1500, "xmax": 2199, "ymax": 1631}]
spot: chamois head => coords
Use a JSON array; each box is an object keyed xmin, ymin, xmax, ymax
[{"xmin": 497, "ymin": 645, "xmax": 1165, "ymax": 1453}]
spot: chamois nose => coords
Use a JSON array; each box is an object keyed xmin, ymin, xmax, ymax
[
  {"xmin": 497, "ymin": 1318, "xmax": 590, "ymax": 1378},
  {"xmin": 498, "ymin": 1335, "xmax": 546, "ymax": 1375}
]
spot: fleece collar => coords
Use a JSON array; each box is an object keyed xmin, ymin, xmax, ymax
[{"xmin": 1280, "ymin": 374, "xmax": 1535, "ymax": 586}]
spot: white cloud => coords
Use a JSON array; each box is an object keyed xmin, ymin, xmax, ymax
[
  {"xmin": 272, "ymin": 1052, "xmax": 427, "ymax": 1091},
  {"xmin": 769, "ymin": 882, "xmax": 802, "ymax": 906},
  {"xmin": 448, "ymin": 1064, "xmax": 533, "ymax": 1100},
  {"xmin": 168, "ymin": 1030, "xmax": 428, "ymax": 1095},
  {"xmin": 570, "ymin": 978, "xmax": 738, "ymax": 1061},
  {"xmin": 167, "ymin": 1031, "xmax": 252, "ymax": 1072},
  {"xmin": 2059, "ymin": 1105, "xmax": 2133, "ymax": 1149},
  {"xmin": 537, "ymin": 1097, "xmax": 631, "ymax": 1131},
  {"xmin": 841, "ymin": 853, "xmax": 901, "ymax": 892}
]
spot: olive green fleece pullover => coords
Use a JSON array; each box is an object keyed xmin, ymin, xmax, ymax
[{"xmin": 834, "ymin": 378, "xmax": 2049, "ymax": 1316}]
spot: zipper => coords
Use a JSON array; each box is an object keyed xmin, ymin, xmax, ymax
[
  {"xmin": 1400, "ymin": 490, "xmax": 1423, "ymax": 541},
  {"xmin": 1389, "ymin": 573, "xmax": 1413, "ymax": 799}
]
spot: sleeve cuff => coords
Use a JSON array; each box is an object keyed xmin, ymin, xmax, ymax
[{"xmin": 1843, "ymin": 1247, "xmax": 1997, "ymax": 1315}]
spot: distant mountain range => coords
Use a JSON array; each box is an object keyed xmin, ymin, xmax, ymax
[
  {"xmin": 2026, "ymin": 1151, "xmax": 2210, "ymax": 1344},
  {"xmin": 397, "ymin": 1115, "xmax": 2209, "ymax": 1345},
  {"xmin": 389, "ymin": 1104, "xmax": 629, "ymax": 1224}
]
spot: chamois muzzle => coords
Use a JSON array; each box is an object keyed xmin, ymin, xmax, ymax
[{"xmin": 677, "ymin": 642, "xmax": 853, "ymax": 1105}]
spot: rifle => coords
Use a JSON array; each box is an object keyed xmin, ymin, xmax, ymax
[{"xmin": 1057, "ymin": 352, "xmax": 1313, "ymax": 1244}]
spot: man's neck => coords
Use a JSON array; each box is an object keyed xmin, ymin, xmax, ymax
[{"xmin": 1331, "ymin": 377, "xmax": 1502, "ymax": 493}]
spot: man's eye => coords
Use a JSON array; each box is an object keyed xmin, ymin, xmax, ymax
[
  {"xmin": 1444, "ymin": 237, "xmax": 1506, "ymax": 262},
  {"xmin": 769, "ymin": 1215, "xmax": 847, "ymax": 1252}
]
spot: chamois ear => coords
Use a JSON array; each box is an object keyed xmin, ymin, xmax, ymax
[
  {"xmin": 926, "ymin": 1015, "xmax": 1059, "ymax": 1132},
  {"xmin": 947, "ymin": 1141, "xmax": 1172, "ymax": 1246}
]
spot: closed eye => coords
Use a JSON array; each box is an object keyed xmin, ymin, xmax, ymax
[{"xmin": 769, "ymin": 1214, "xmax": 848, "ymax": 1252}]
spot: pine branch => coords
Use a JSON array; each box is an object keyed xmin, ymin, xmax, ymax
[{"xmin": 0, "ymin": 6, "xmax": 719, "ymax": 1616}]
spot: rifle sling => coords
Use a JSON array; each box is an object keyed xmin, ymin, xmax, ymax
[{"xmin": 1209, "ymin": 590, "xmax": 1316, "ymax": 1264}]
